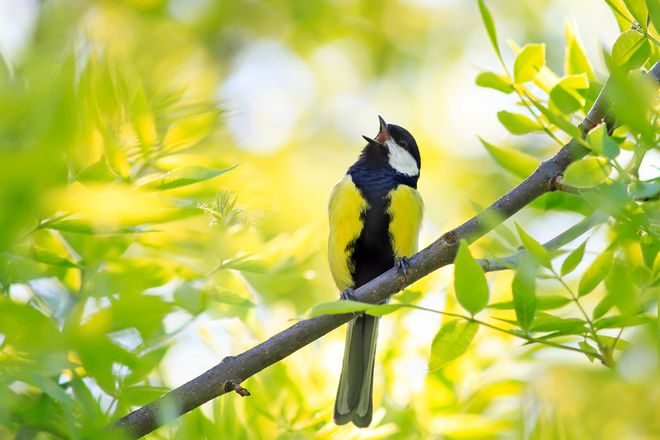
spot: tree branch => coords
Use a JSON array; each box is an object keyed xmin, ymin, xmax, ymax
[{"xmin": 104, "ymin": 61, "xmax": 660, "ymax": 438}]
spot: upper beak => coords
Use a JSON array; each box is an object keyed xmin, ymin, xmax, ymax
[{"xmin": 375, "ymin": 115, "xmax": 389, "ymax": 143}]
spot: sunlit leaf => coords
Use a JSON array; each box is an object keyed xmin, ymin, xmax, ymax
[
  {"xmin": 477, "ymin": 0, "xmax": 502, "ymax": 61},
  {"xmin": 578, "ymin": 249, "xmax": 615, "ymax": 296},
  {"xmin": 479, "ymin": 137, "xmax": 539, "ymax": 178},
  {"xmin": 163, "ymin": 112, "xmax": 218, "ymax": 152},
  {"xmin": 429, "ymin": 320, "xmax": 478, "ymax": 370},
  {"xmin": 309, "ymin": 300, "xmax": 373, "ymax": 317},
  {"xmin": 489, "ymin": 295, "xmax": 570, "ymax": 310},
  {"xmin": 587, "ymin": 123, "xmax": 620, "ymax": 158},
  {"xmin": 611, "ymin": 30, "xmax": 650, "ymax": 70},
  {"xmin": 497, "ymin": 111, "xmax": 543, "ymax": 135},
  {"xmin": 622, "ymin": 0, "xmax": 648, "ymax": 29},
  {"xmin": 561, "ymin": 241, "xmax": 587, "ymax": 275},
  {"xmin": 564, "ymin": 21, "xmax": 595, "ymax": 79},
  {"xmin": 454, "ymin": 240, "xmax": 489, "ymax": 316},
  {"xmin": 579, "ymin": 340, "xmax": 598, "ymax": 362},
  {"xmin": 142, "ymin": 165, "xmax": 236, "ymax": 190},
  {"xmin": 515, "ymin": 223, "xmax": 552, "ymax": 269},
  {"xmin": 563, "ymin": 157, "xmax": 611, "ymax": 188},
  {"xmin": 475, "ymin": 71, "xmax": 513, "ymax": 93},
  {"xmin": 513, "ymin": 44, "xmax": 546, "ymax": 83}
]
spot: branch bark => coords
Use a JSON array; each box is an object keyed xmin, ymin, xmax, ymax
[{"xmin": 105, "ymin": 61, "xmax": 660, "ymax": 439}]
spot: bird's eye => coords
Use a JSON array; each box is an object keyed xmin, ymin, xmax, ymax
[{"xmin": 399, "ymin": 140, "xmax": 408, "ymax": 148}]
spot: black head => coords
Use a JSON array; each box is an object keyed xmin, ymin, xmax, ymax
[{"xmin": 361, "ymin": 116, "xmax": 421, "ymax": 177}]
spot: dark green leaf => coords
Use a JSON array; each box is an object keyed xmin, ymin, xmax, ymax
[
  {"xmin": 429, "ymin": 320, "xmax": 478, "ymax": 370},
  {"xmin": 454, "ymin": 240, "xmax": 489, "ymax": 315}
]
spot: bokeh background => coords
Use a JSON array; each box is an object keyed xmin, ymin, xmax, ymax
[{"xmin": 0, "ymin": 0, "xmax": 658, "ymax": 438}]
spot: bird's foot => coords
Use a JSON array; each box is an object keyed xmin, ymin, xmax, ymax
[
  {"xmin": 340, "ymin": 288, "xmax": 357, "ymax": 301},
  {"xmin": 395, "ymin": 257, "xmax": 412, "ymax": 280}
]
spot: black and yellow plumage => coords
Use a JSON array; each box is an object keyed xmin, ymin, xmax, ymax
[{"xmin": 328, "ymin": 116, "xmax": 423, "ymax": 427}]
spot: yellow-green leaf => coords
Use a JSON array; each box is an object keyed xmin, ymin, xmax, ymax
[
  {"xmin": 429, "ymin": 320, "xmax": 478, "ymax": 370},
  {"xmin": 475, "ymin": 71, "xmax": 513, "ymax": 94},
  {"xmin": 514, "ymin": 44, "xmax": 546, "ymax": 83},
  {"xmin": 611, "ymin": 30, "xmax": 651, "ymax": 70},
  {"xmin": 564, "ymin": 21, "xmax": 595, "ymax": 79},
  {"xmin": 454, "ymin": 240, "xmax": 489, "ymax": 316},
  {"xmin": 477, "ymin": 0, "xmax": 502, "ymax": 61},
  {"xmin": 142, "ymin": 165, "xmax": 236, "ymax": 190},
  {"xmin": 479, "ymin": 137, "xmax": 539, "ymax": 179},
  {"xmin": 587, "ymin": 123, "xmax": 620, "ymax": 158},
  {"xmin": 515, "ymin": 223, "xmax": 552, "ymax": 269},
  {"xmin": 563, "ymin": 157, "xmax": 611, "ymax": 188},
  {"xmin": 561, "ymin": 241, "xmax": 587, "ymax": 275},
  {"xmin": 497, "ymin": 111, "xmax": 543, "ymax": 135},
  {"xmin": 578, "ymin": 249, "xmax": 615, "ymax": 296}
]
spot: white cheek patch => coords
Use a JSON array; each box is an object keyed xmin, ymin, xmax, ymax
[{"xmin": 386, "ymin": 138, "xmax": 419, "ymax": 176}]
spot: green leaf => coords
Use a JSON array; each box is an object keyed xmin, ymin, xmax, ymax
[
  {"xmin": 594, "ymin": 314, "xmax": 653, "ymax": 329},
  {"xmin": 531, "ymin": 313, "xmax": 586, "ymax": 333},
  {"xmin": 647, "ymin": 0, "xmax": 660, "ymax": 36},
  {"xmin": 611, "ymin": 30, "xmax": 651, "ymax": 70},
  {"xmin": 454, "ymin": 240, "xmax": 489, "ymax": 315},
  {"xmin": 512, "ymin": 256, "xmax": 537, "ymax": 332},
  {"xmin": 479, "ymin": 137, "xmax": 539, "ymax": 179},
  {"xmin": 604, "ymin": 262, "xmax": 636, "ymax": 313},
  {"xmin": 622, "ymin": 0, "xmax": 648, "ymax": 28},
  {"xmin": 475, "ymin": 71, "xmax": 513, "ymax": 93},
  {"xmin": 549, "ymin": 75, "xmax": 589, "ymax": 114},
  {"xmin": 309, "ymin": 300, "xmax": 373, "ymax": 317},
  {"xmin": 365, "ymin": 303, "xmax": 405, "ymax": 317},
  {"xmin": 429, "ymin": 320, "xmax": 478, "ymax": 370},
  {"xmin": 143, "ymin": 165, "xmax": 237, "ymax": 191},
  {"xmin": 564, "ymin": 21, "xmax": 595, "ymax": 79},
  {"xmin": 587, "ymin": 123, "xmax": 620, "ymax": 158},
  {"xmin": 513, "ymin": 43, "xmax": 546, "ymax": 83},
  {"xmin": 173, "ymin": 283, "xmax": 206, "ymax": 314},
  {"xmin": 528, "ymin": 98, "xmax": 582, "ymax": 138},
  {"xmin": 563, "ymin": 157, "xmax": 611, "ymax": 188},
  {"xmin": 579, "ymin": 340, "xmax": 598, "ymax": 362},
  {"xmin": 515, "ymin": 223, "xmax": 552, "ymax": 269},
  {"xmin": 578, "ymin": 249, "xmax": 615, "ymax": 296},
  {"xmin": 497, "ymin": 111, "xmax": 543, "ymax": 135},
  {"xmin": 477, "ymin": 0, "xmax": 501, "ymax": 61},
  {"xmin": 31, "ymin": 246, "xmax": 79, "ymax": 268},
  {"xmin": 489, "ymin": 295, "xmax": 570, "ymax": 310},
  {"xmin": 561, "ymin": 241, "xmax": 587, "ymax": 275}
]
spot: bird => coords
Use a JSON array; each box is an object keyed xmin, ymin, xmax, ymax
[{"xmin": 328, "ymin": 115, "xmax": 423, "ymax": 427}]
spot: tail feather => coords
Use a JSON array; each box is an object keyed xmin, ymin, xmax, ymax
[{"xmin": 334, "ymin": 314, "xmax": 379, "ymax": 427}]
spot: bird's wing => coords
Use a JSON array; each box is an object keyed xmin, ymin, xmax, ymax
[
  {"xmin": 328, "ymin": 174, "xmax": 368, "ymax": 291},
  {"xmin": 387, "ymin": 184, "xmax": 424, "ymax": 258}
]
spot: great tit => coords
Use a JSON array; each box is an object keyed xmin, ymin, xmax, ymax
[{"xmin": 328, "ymin": 116, "xmax": 423, "ymax": 427}]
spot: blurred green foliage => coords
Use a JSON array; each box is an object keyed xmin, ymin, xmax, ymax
[{"xmin": 0, "ymin": 0, "xmax": 658, "ymax": 439}]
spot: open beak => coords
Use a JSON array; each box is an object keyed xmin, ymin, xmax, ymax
[
  {"xmin": 375, "ymin": 115, "xmax": 389, "ymax": 143},
  {"xmin": 363, "ymin": 116, "xmax": 389, "ymax": 147}
]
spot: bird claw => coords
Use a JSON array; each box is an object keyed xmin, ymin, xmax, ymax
[
  {"xmin": 395, "ymin": 257, "xmax": 412, "ymax": 280},
  {"xmin": 340, "ymin": 288, "xmax": 357, "ymax": 301}
]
